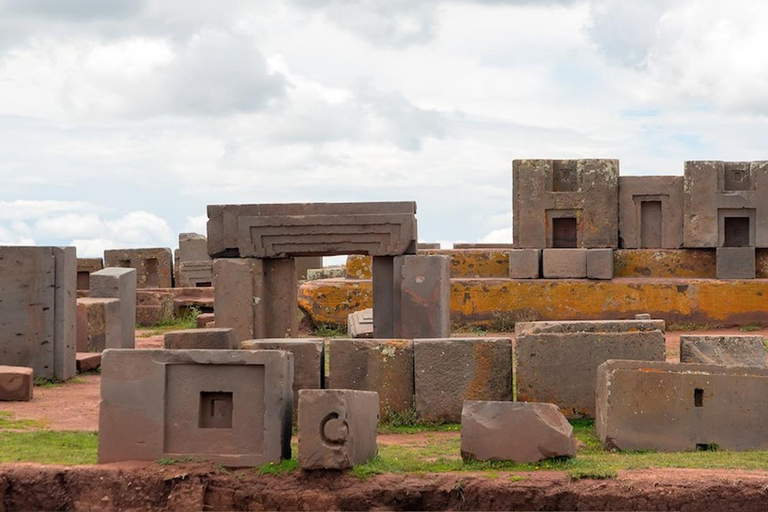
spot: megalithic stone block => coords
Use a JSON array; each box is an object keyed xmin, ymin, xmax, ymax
[
  {"xmin": 680, "ymin": 335, "xmax": 767, "ymax": 368},
  {"xmin": 164, "ymin": 328, "xmax": 237, "ymax": 350},
  {"xmin": 618, "ymin": 176, "xmax": 684, "ymax": 249},
  {"xmin": 587, "ymin": 249, "xmax": 614, "ymax": 280},
  {"xmin": 76, "ymin": 257, "xmax": 103, "ymax": 291},
  {"xmin": 52, "ymin": 247, "xmax": 77, "ymax": 381},
  {"xmin": 393, "ymin": 255, "xmax": 450, "ymax": 339},
  {"xmin": 98, "ymin": 349, "xmax": 293, "ymax": 466},
  {"xmin": 76, "ymin": 298, "xmax": 122, "ymax": 352},
  {"xmin": 0, "ymin": 366, "xmax": 34, "ymax": 402},
  {"xmin": 542, "ymin": 249, "xmax": 587, "ymax": 278},
  {"xmin": 90, "ymin": 267, "xmax": 136, "ymax": 350},
  {"xmin": 348, "ymin": 308, "xmax": 374, "ymax": 338},
  {"xmin": 372, "ymin": 256, "xmax": 396, "ymax": 338},
  {"xmin": 716, "ymin": 247, "xmax": 755, "ymax": 279},
  {"xmin": 104, "ymin": 248, "xmax": 173, "ymax": 288},
  {"xmin": 298, "ymin": 389, "xmax": 379, "ymax": 470},
  {"xmin": 509, "ymin": 249, "xmax": 540, "ymax": 279},
  {"xmin": 596, "ymin": 360, "xmax": 768, "ymax": 452},
  {"xmin": 461, "ymin": 401, "xmax": 576, "ymax": 463}
]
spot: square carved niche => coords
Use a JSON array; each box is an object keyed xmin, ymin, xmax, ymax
[
  {"xmin": 552, "ymin": 162, "xmax": 581, "ymax": 192},
  {"xmin": 723, "ymin": 163, "xmax": 752, "ymax": 192},
  {"xmin": 546, "ymin": 209, "xmax": 581, "ymax": 248},
  {"xmin": 718, "ymin": 209, "xmax": 755, "ymax": 247}
]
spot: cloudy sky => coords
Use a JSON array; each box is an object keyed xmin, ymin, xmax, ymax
[{"xmin": 1, "ymin": 0, "xmax": 767, "ymax": 256}]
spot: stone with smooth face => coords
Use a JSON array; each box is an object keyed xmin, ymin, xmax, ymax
[
  {"xmin": 76, "ymin": 298, "xmax": 121, "ymax": 352},
  {"xmin": 509, "ymin": 249, "xmax": 540, "ymax": 279},
  {"xmin": 0, "ymin": 366, "xmax": 34, "ymax": 401},
  {"xmin": 587, "ymin": 249, "xmax": 614, "ymax": 280},
  {"xmin": 76, "ymin": 353, "xmax": 101, "ymax": 373},
  {"xmin": 178, "ymin": 233, "xmax": 210, "ymax": 262},
  {"xmin": 164, "ymin": 328, "xmax": 237, "ymax": 350},
  {"xmin": 515, "ymin": 321, "xmax": 666, "ymax": 418},
  {"xmin": 77, "ymin": 258, "xmax": 104, "ymax": 291},
  {"xmin": 716, "ymin": 247, "xmax": 755, "ymax": 279},
  {"xmin": 393, "ymin": 255, "xmax": 450, "ymax": 339},
  {"xmin": 461, "ymin": 401, "xmax": 576, "ymax": 463},
  {"xmin": 680, "ymin": 335, "xmax": 767, "ymax": 368},
  {"xmin": 328, "ymin": 339, "xmax": 413, "ymax": 418},
  {"xmin": 618, "ymin": 176, "xmax": 684, "ymax": 249},
  {"xmin": 98, "ymin": 349, "xmax": 293, "ymax": 466},
  {"xmin": 542, "ymin": 249, "xmax": 587, "ymax": 278},
  {"xmin": 90, "ymin": 267, "xmax": 136, "ymax": 350},
  {"xmin": 196, "ymin": 313, "xmax": 215, "ymax": 328},
  {"xmin": 372, "ymin": 256, "xmax": 396, "ymax": 338},
  {"xmin": 348, "ymin": 308, "xmax": 374, "ymax": 338},
  {"xmin": 296, "ymin": 256, "xmax": 324, "ymax": 281},
  {"xmin": 298, "ymin": 389, "xmax": 379, "ymax": 470},
  {"xmin": 52, "ymin": 247, "xmax": 77, "ymax": 381},
  {"xmin": 414, "ymin": 338, "xmax": 512, "ymax": 423},
  {"xmin": 596, "ymin": 360, "xmax": 768, "ymax": 452},
  {"xmin": 136, "ymin": 290, "xmax": 174, "ymax": 327},
  {"xmin": 104, "ymin": 248, "xmax": 174, "ymax": 288}
]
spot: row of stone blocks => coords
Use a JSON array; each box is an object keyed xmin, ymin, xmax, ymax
[{"xmin": 509, "ymin": 248, "xmax": 614, "ymax": 279}]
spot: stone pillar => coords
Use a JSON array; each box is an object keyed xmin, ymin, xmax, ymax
[
  {"xmin": 372, "ymin": 256, "xmax": 395, "ymax": 338},
  {"xmin": 53, "ymin": 247, "xmax": 77, "ymax": 380},
  {"xmin": 263, "ymin": 258, "xmax": 298, "ymax": 338},
  {"xmin": 393, "ymin": 255, "xmax": 451, "ymax": 339},
  {"xmin": 90, "ymin": 267, "xmax": 137, "ymax": 350}
]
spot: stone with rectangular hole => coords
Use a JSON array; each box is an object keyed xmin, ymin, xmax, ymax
[
  {"xmin": 596, "ymin": 360, "xmax": 768, "ymax": 452},
  {"xmin": 298, "ymin": 389, "xmax": 379, "ymax": 470},
  {"xmin": 104, "ymin": 248, "xmax": 173, "ymax": 288},
  {"xmin": 680, "ymin": 335, "xmax": 766, "ymax": 368},
  {"xmin": 98, "ymin": 349, "xmax": 293, "ymax": 466},
  {"xmin": 164, "ymin": 328, "xmax": 237, "ymax": 350},
  {"xmin": 716, "ymin": 247, "xmax": 755, "ymax": 279},
  {"xmin": 77, "ymin": 258, "xmax": 104, "ymax": 291},
  {"xmin": 542, "ymin": 249, "xmax": 587, "ymax": 278},
  {"xmin": 618, "ymin": 176, "xmax": 684, "ymax": 249}
]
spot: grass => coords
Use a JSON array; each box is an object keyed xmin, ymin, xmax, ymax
[
  {"xmin": 313, "ymin": 323, "xmax": 347, "ymax": 338},
  {"xmin": 138, "ymin": 306, "xmax": 201, "ymax": 337},
  {"xmin": 667, "ymin": 322, "xmax": 726, "ymax": 332},
  {"xmin": 0, "ymin": 411, "xmax": 48, "ymax": 430},
  {"xmin": 740, "ymin": 323, "xmax": 764, "ymax": 332},
  {"xmin": 0, "ymin": 430, "xmax": 98, "ymax": 465}
]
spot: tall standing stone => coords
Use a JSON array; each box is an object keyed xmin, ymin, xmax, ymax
[{"xmin": 90, "ymin": 268, "xmax": 136, "ymax": 349}]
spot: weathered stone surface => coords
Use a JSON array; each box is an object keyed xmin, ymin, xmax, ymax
[
  {"xmin": 298, "ymin": 389, "xmax": 379, "ymax": 470},
  {"xmin": 414, "ymin": 338, "xmax": 512, "ymax": 423},
  {"xmin": 307, "ymin": 266, "xmax": 346, "ymax": 280},
  {"xmin": 328, "ymin": 339, "xmax": 413, "ymax": 417},
  {"xmin": 0, "ymin": 246, "xmax": 77, "ymax": 380},
  {"xmin": 619, "ymin": 176, "xmax": 684, "ymax": 249},
  {"xmin": 196, "ymin": 313, "xmax": 215, "ymax": 328},
  {"xmin": 516, "ymin": 321, "xmax": 666, "ymax": 418},
  {"xmin": 542, "ymin": 249, "xmax": 587, "ymax": 278},
  {"xmin": 178, "ymin": 233, "xmax": 210, "ymax": 262},
  {"xmin": 680, "ymin": 335, "xmax": 766, "ymax": 368},
  {"xmin": 418, "ymin": 243, "xmax": 442, "ymax": 249},
  {"xmin": 76, "ymin": 258, "xmax": 103, "ymax": 290},
  {"xmin": 587, "ymin": 249, "xmax": 614, "ymax": 280},
  {"xmin": 207, "ymin": 202, "xmax": 418, "ymax": 258},
  {"xmin": 716, "ymin": 247, "xmax": 755, "ymax": 279},
  {"xmin": 136, "ymin": 290, "xmax": 174, "ymax": 327},
  {"xmin": 461, "ymin": 401, "xmax": 576, "ymax": 462},
  {"xmin": 296, "ymin": 256, "xmax": 323, "ymax": 281},
  {"xmin": 635, "ymin": 313, "xmax": 652, "ymax": 320},
  {"xmin": 241, "ymin": 338, "xmax": 324, "ymax": 413},
  {"xmin": 76, "ymin": 298, "xmax": 121, "ymax": 352},
  {"xmin": 509, "ymin": 249, "xmax": 540, "ymax": 279},
  {"xmin": 177, "ymin": 260, "xmax": 214, "ymax": 287},
  {"xmin": 372, "ymin": 256, "xmax": 396, "ymax": 338},
  {"xmin": 0, "ymin": 366, "xmax": 34, "ymax": 401},
  {"xmin": 394, "ymin": 255, "xmax": 450, "ymax": 339},
  {"xmin": 98, "ymin": 349, "xmax": 293, "ymax": 466},
  {"xmin": 76, "ymin": 352, "xmax": 101, "ymax": 373},
  {"xmin": 348, "ymin": 250, "xmax": 511, "ymax": 280},
  {"xmin": 513, "ymin": 159, "xmax": 619, "ymax": 249},
  {"xmin": 164, "ymin": 328, "xmax": 237, "ymax": 350},
  {"xmin": 104, "ymin": 248, "xmax": 174, "ymax": 288},
  {"xmin": 596, "ymin": 360, "xmax": 768, "ymax": 452},
  {"xmin": 614, "ymin": 249, "xmax": 715, "ymax": 277},
  {"xmin": 454, "ymin": 243, "xmax": 515, "ymax": 249},
  {"xmin": 516, "ymin": 319, "xmax": 666, "ymax": 335},
  {"xmin": 90, "ymin": 268, "xmax": 136, "ymax": 350},
  {"xmin": 348, "ymin": 308, "xmax": 374, "ymax": 338}
]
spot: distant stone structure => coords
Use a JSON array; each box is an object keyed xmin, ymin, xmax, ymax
[{"xmin": 104, "ymin": 248, "xmax": 173, "ymax": 288}]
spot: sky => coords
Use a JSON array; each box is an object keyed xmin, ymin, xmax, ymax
[{"xmin": 1, "ymin": 0, "xmax": 768, "ymax": 256}]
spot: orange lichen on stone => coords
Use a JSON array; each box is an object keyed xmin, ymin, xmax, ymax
[
  {"xmin": 346, "ymin": 255, "xmax": 373, "ymax": 279},
  {"xmin": 344, "ymin": 250, "xmax": 509, "ymax": 281},
  {"xmin": 298, "ymin": 279, "xmax": 372, "ymax": 325},
  {"xmin": 614, "ymin": 249, "xmax": 716, "ymax": 278}
]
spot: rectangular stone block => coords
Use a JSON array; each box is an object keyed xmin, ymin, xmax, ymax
[
  {"xmin": 516, "ymin": 319, "xmax": 666, "ymax": 335},
  {"xmin": 680, "ymin": 335, "xmax": 766, "ymax": 368},
  {"xmin": 509, "ymin": 249, "xmax": 540, "ymax": 279},
  {"xmin": 0, "ymin": 365, "xmax": 34, "ymax": 401},
  {"xmin": 207, "ymin": 202, "xmax": 418, "ymax": 258},
  {"xmin": 241, "ymin": 338, "xmax": 324, "ymax": 413},
  {"xmin": 513, "ymin": 159, "xmax": 619, "ymax": 249},
  {"xmin": 296, "ymin": 256, "xmax": 324, "ymax": 281},
  {"xmin": 196, "ymin": 313, "xmax": 215, "ymax": 328},
  {"xmin": 98, "ymin": 349, "xmax": 293, "ymax": 466},
  {"xmin": 394, "ymin": 255, "xmax": 450, "ymax": 339},
  {"xmin": 596, "ymin": 360, "xmax": 768, "ymax": 452},
  {"xmin": 414, "ymin": 338, "xmax": 512, "ymax": 423},
  {"xmin": 76, "ymin": 298, "xmax": 122, "ymax": 352},
  {"xmin": 618, "ymin": 176, "xmax": 684, "ymax": 249},
  {"xmin": 104, "ymin": 248, "xmax": 173, "ymax": 288},
  {"xmin": 76, "ymin": 353, "xmax": 101, "ymax": 373},
  {"xmin": 716, "ymin": 247, "xmax": 755, "ymax": 279},
  {"xmin": 298, "ymin": 389, "xmax": 379, "ymax": 470},
  {"xmin": 90, "ymin": 268, "xmax": 136, "ymax": 349},
  {"xmin": 516, "ymin": 321, "xmax": 666, "ymax": 418},
  {"xmin": 587, "ymin": 249, "xmax": 614, "ymax": 280},
  {"xmin": 52, "ymin": 247, "xmax": 77, "ymax": 381},
  {"xmin": 76, "ymin": 257, "xmax": 103, "ymax": 291},
  {"xmin": 542, "ymin": 248, "xmax": 587, "ymax": 278},
  {"xmin": 348, "ymin": 308, "xmax": 374, "ymax": 338},
  {"xmin": 328, "ymin": 339, "xmax": 413, "ymax": 418},
  {"xmin": 177, "ymin": 261, "xmax": 214, "ymax": 287},
  {"xmin": 136, "ymin": 290, "xmax": 174, "ymax": 327},
  {"xmin": 372, "ymin": 256, "xmax": 396, "ymax": 338},
  {"xmin": 164, "ymin": 328, "xmax": 237, "ymax": 350},
  {"xmin": 178, "ymin": 233, "xmax": 210, "ymax": 262}
]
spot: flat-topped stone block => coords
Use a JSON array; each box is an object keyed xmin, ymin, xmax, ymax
[
  {"xmin": 680, "ymin": 335, "xmax": 766, "ymax": 368},
  {"xmin": 587, "ymin": 249, "xmax": 614, "ymax": 280},
  {"xmin": 414, "ymin": 338, "xmax": 512, "ymax": 423},
  {"xmin": 542, "ymin": 249, "xmax": 587, "ymax": 278},
  {"xmin": 618, "ymin": 176, "xmax": 684, "ymax": 249},
  {"xmin": 164, "ymin": 328, "xmax": 237, "ymax": 350},
  {"xmin": 90, "ymin": 267, "xmax": 136, "ymax": 350},
  {"xmin": 76, "ymin": 298, "xmax": 121, "ymax": 352},
  {"xmin": 716, "ymin": 247, "xmax": 755, "ymax": 279},
  {"xmin": 76, "ymin": 353, "xmax": 101, "ymax": 373},
  {"xmin": 394, "ymin": 255, "xmax": 450, "ymax": 339},
  {"xmin": 98, "ymin": 349, "xmax": 293, "ymax": 467},
  {"xmin": 461, "ymin": 401, "xmax": 576, "ymax": 463},
  {"xmin": 515, "ymin": 319, "xmax": 666, "ymax": 335},
  {"xmin": 509, "ymin": 249, "xmax": 540, "ymax": 279},
  {"xmin": 104, "ymin": 248, "xmax": 173, "ymax": 288},
  {"xmin": 298, "ymin": 389, "xmax": 379, "ymax": 470},
  {"xmin": 0, "ymin": 365, "xmax": 34, "ymax": 402},
  {"xmin": 348, "ymin": 308, "xmax": 374, "ymax": 338}
]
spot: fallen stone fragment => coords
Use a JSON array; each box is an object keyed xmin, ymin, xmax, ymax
[
  {"xmin": 680, "ymin": 335, "xmax": 767, "ymax": 368},
  {"xmin": 0, "ymin": 366, "xmax": 34, "ymax": 402}
]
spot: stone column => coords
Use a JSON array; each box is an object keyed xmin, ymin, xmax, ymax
[
  {"xmin": 372, "ymin": 256, "xmax": 395, "ymax": 338},
  {"xmin": 90, "ymin": 267, "xmax": 136, "ymax": 350},
  {"xmin": 393, "ymin": 254, "xmax": 451, "ymax": 339}
]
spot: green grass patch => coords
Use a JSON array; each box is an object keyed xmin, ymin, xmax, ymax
[
  {"xmin": 256, "ymin": 458, "xmax": 299, "ymax": 475},
  {"xmin": 33, "ymin": 376, "xmax": 66, "ymax": 388},
  {"xmin": 0, "ymin": 430, "xmax": 98, "ymax": 465},
  {"xmin": 0, "ymin": 411, "xmax": 48, "ymax": 430},
  {"xmin": 667, "ymin": 322, "xmax": 725, "ymax": 332},
  {"xmin": 740, "ymin": 323, "xmax": 763, "ymax": 332},
  {"xmin": 313, "ymin": 323, "xmax": 347, "ymax": 338},
  {"xmin": 138, "ymin": 306, "xmax": 201, "ymax": 337}
]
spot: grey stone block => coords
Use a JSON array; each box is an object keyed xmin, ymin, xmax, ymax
[
  {"xmin": 164, "ymin": 328, "xmax": 237, "ymax": 350},
  {"xmin": 0, "ymin": 365, "xmax": 34, "ymax": 401},
  {"xmin": 372, "ymin": 256, "xmax": 396, "ymax": 338},
  {"xmin": 76, "ymin": 298, "xmax": 121, "ymax": 352},
  {"xmin": 618, "ymin": 176, "xmax": 684, "ymax": 249},
  {"xmin": 716, "ymin": 247, "xmax": 755, "ymax": 279},
  {"xmin": 509, "ymin": 249, "xmax": 540, "ymax": 279},
  {"xmin": 393, "ymin": 255, "xmax": 450, "ymax": 339},
  {"xmin": 177, "ymin": 261, "xmax": 214, "ymax": 287},
  {"xmin": 348, "ymin": 308, "xmax": 374, "ymax": 338},
  {"xmin": 296, "ymin": 256, "xmax": 323, "ymax": 281},
  {"xmin": 414, "ymin": 338, "xmax": 512, "ymax": 423},
  {"xmin": 76, "ymin": 257, "xmax": 103, "ymax": 291},
  {"xmin": 298, "ymin": 389, "xmax": 379, "ymax": 470},
  {"xmin": 52, "ymin": 247, "xmax": 77, "ymax": 381},
  {"xmin": 98, "ymin": 349, "xmax": 293, "ymax": 466},
  {"xmin": 461, "ymin": 401, "xmax": 576, "ymax": 462},
  {"xmin": 680, "ymin": 335, "xmax": 766, "ymax": 368},
  {"xmin": 90, "ymin": 267, "xmax": 136, "ymax": 350},
  {"xmin": 542, "ymin": 249, "xmax": 587, "ymax": 278},
  {"xmin": 596, "ymin": 360, "xmax": 768, "ymax": 452},
  {"xmin": 515, "ymin": 319, "xmax": 666, "ymax": 335},
  {"xmin": 587, "ymin": 249, "xmax": 614, "ymax": 280},
  {"xmin": 328, "ymin": 339, "xmax": 414, "ymax": 418},
  {"xmin": 104, "ymin": 248, "xmax": 173, "ymax": 288}
]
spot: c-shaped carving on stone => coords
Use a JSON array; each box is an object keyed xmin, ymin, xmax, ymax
[{"xmin": 320, "ymin": 411, "xmax": 349, "ymax": 448}]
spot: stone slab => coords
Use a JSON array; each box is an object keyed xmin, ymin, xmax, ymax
[
  {"xmin": 136, "ymin": 290, "xmax": 174, "ymax": 327},
  {"xmin": 618, "ymin": 176, "xmax": 684, "ymax": 249},
  {"xmin": 716, "ymin": 247, "xmax": 755, "ymax": 279},
  {"xmin": 76, "ymin": 298, "xmax": 121, "ymax": 352},
  {"xmin": 596, "ymin": 360, "xmax": 768, "ymax": 451},
  {"xmin": 0, "ymin": 365, "xmax": 34, "ymax": 401},
  {"xmin": 515, "ymin": 319, "xmax": 666, "ymax": 335},
  {"xmin": 328, "ymin": 339, "xmax": 413, "ymax": 418},
  {"xmin": 164, "ymin": 328, "xmax": 237, "ymax": 350},
  {"xmin": 76, "ymin": 353, "xmax": 102, "ymax": 373},
  {"xmin": 393, "ymin": 255, "xmax": 450, "ymax": 339},
  {"xmin": 348, "ymin": 308, "xmax": 374, "ymax": 338},
  {"xmin": 509, "ymin": 249, "xmax": 540, "ymax": 279},
  {"xmin": 680, "ymin": 335, "xmax": 766, "ymax": 368},
  {"xmin": 104, "ymin": 248, "xmax": 173, "ymax": 288},
  {"xmin": 298, "ymin": 389, "xmax": 379, "ymax": 470},
  {"xmin": 461, "ymin": 401, "xmax": 576, "ymax": 462},
  {"xmin": 98, "ymin": 349, "xmax": 293, "ymax": 466},
  {"xmin": 414, "ymin": 338, "xmax": 512, "ymax": 423},
  {"xmin": 587, "ymin": 249, "xmax": 614, "ymax": 280},
  {"xmin": 90, "ymin": 268, "xmax": 136, "ymax": 350},
  {"xmin": 542, "ymin": 249, "xmax": 587, "ymax": 278},
  {"xmin": 196, "ymin": 313, "xmax": 215, "ymax": 328}
]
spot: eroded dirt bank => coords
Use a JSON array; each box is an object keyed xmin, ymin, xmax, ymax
[{"xmin": 1, "ymin": 463, "xmax": 768, "ymax": 511}]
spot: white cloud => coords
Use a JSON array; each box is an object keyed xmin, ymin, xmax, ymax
[{"xmin": 183, "ymin": 215, "xmax": 207, "ymax": 235}]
